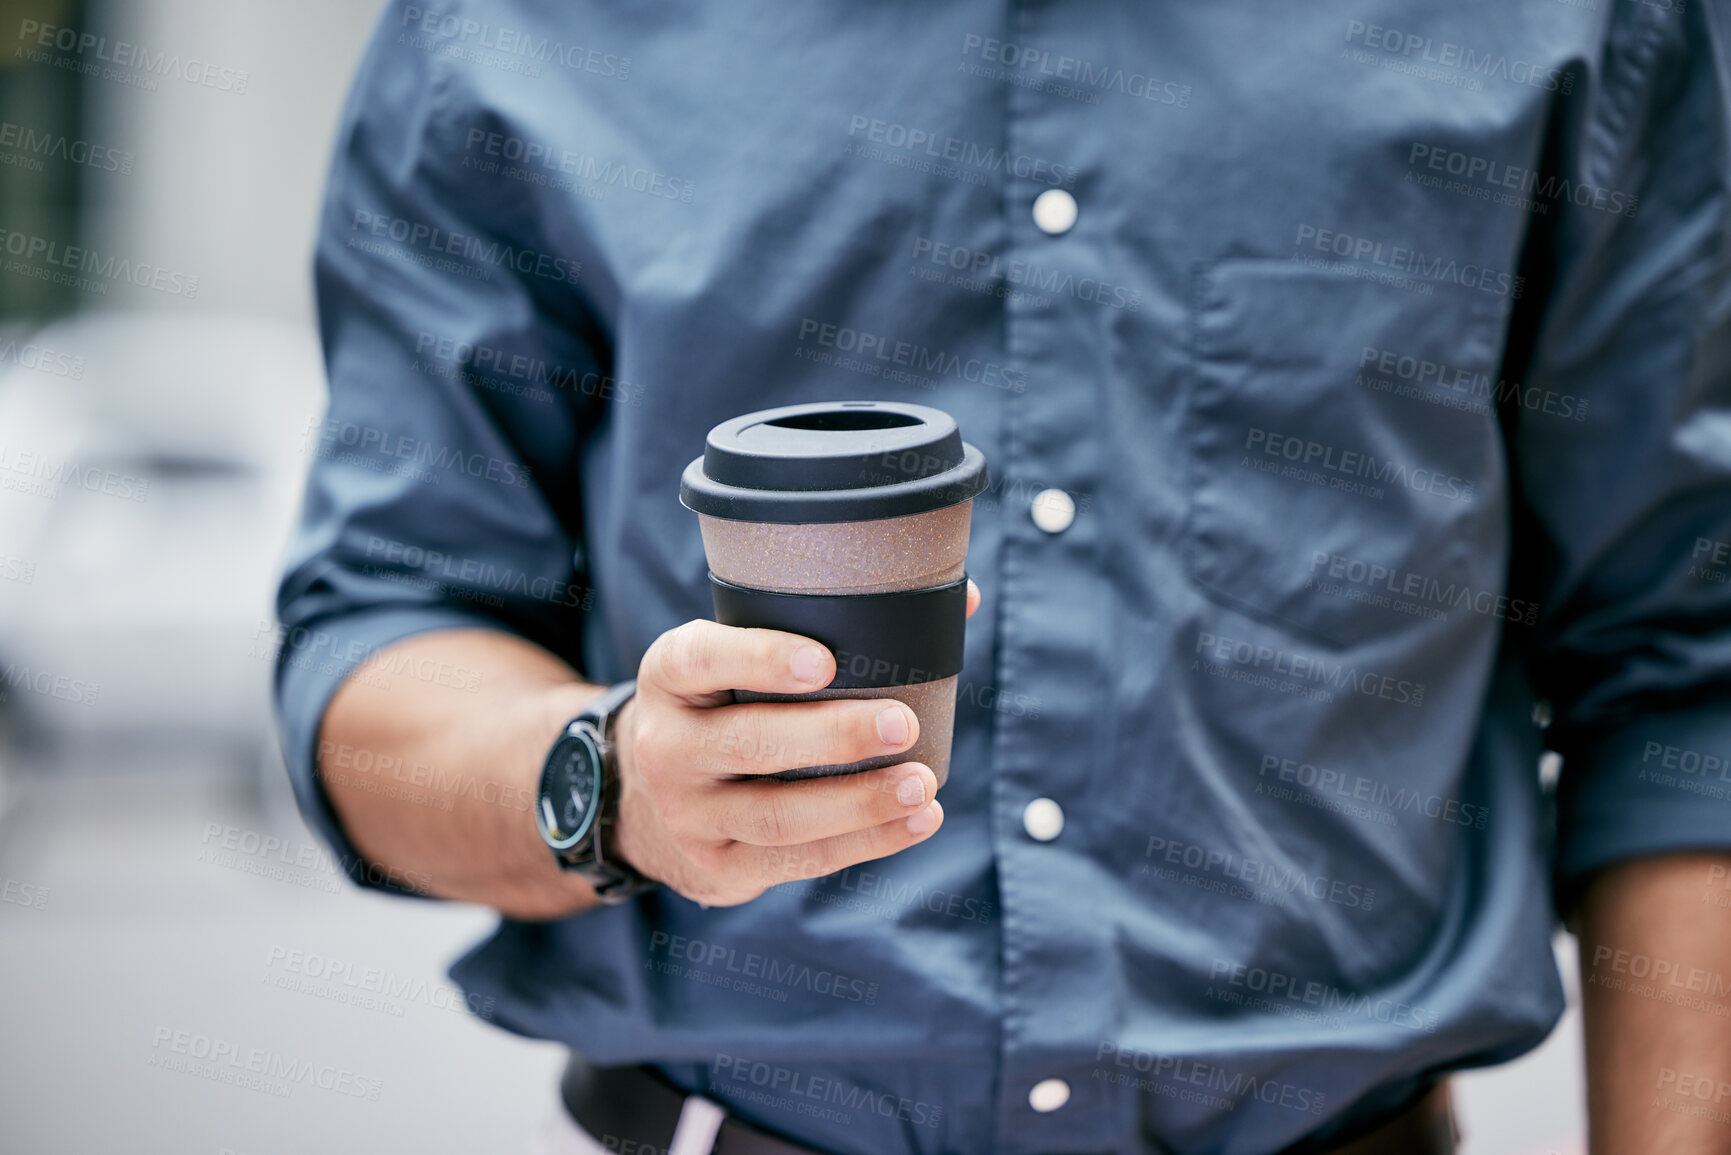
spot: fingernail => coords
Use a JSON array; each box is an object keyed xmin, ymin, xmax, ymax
[
  {"xmin": 906, "ymin": 801, "xmax": 941, "ymax": 836},
  {"xmin": 876, "ymin": 706, "xmax": 910, "ymax": 748},
  {"xmin": 895, "ymin": 772, "xmax": 926, "ymax": 808},
  {"xmin": 791, "ymin": 646, "xmax": 826, "ymax": 685}
]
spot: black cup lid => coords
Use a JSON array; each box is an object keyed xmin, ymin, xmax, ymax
[{"xmin": 679, "ymin": 400, "xmax": 989, "ymax": 523}]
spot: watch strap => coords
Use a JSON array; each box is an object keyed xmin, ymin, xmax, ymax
[{"xmin": 576, "ymin": 677, "xmax": 639, "ymax": 738}]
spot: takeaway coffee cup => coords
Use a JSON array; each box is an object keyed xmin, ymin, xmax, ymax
[{"xmin": 679, "ymin": 401, "xmax": 989, "ymax": 786}]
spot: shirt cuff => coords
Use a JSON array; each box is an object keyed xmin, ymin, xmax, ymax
[
  {"xmin": 1555, "ymin": 700, "xmax": 1731, "ymax": 910},
  {"xmin": 272, "ymin": 604, "xmax": 515, "ymax": 896}
]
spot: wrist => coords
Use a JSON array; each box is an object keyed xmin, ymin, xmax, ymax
[{"xmin": 531, "ymin": 680, "xmax": 658, "ymax": 903}]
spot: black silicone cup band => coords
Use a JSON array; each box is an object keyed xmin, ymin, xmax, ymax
[{"xmin": 708, "ymin": 574, "xmax": 967, "ymax": 688}]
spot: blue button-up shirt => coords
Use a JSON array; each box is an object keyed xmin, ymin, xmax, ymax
[{"xmin": 275, "ymin": 3, "xmax": 1731, "ymax": 1152}]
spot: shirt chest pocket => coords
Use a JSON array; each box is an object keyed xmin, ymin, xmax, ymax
[{"xmin": 1181, "ymin": 260, "xmax": 1510, "ymax": 649}]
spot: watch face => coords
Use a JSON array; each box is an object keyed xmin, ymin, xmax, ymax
[{"xmin": 538, "ymin": 727, "xmax": 604, "ymax": 851}]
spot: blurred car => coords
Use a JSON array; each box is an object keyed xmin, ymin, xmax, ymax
[{"xmin": 0, "ymin": 311, "xmax": 323, "ymax": 781}]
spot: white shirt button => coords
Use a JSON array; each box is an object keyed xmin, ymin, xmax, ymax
[
  {"xmin": 1022, "ymin": 797, "xmax": 1065, "ymax": 842},
  {"xmin": 1032, "ymin": 188, "xmax": 1078, "ymax": 235},
  {"xmin": 1028, "ymin": 1078, "xmax": 1071, "ymax": 1113},
  {"xmin": 1030, "ymin": 488, "xmax": 1075, "ymax": 534}
]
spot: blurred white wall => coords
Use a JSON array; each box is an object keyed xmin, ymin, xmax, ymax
[
  {"xmin": 0, "ymin": 1, "xmax": 388, "ymax": 767},
  {"xmin": 82, "ymin": 0, "xmax": 388, "ymax": 324}
]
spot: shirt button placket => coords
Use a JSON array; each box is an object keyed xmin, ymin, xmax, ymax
[{"xmin": 988, "ymin": 5, "xmax": 1119, "ymax": 1147}]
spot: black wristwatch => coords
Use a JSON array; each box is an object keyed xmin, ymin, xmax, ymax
[{"xmin": 535, "ymin": 679, "xmax": 658, "ymax": 903}]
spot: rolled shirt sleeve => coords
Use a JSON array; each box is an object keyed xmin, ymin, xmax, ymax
[
  {"xmin": 273, "ymin": 11, "xmax": 609, "ymax": 892},
  {"xmin": 1517, "ymin": 2, "xmax": 1731, "ymax": 905}
]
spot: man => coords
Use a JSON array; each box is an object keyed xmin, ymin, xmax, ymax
[{"xmin": 276, "ymin": 2, "xmax": 1731, "ymax": 1152}]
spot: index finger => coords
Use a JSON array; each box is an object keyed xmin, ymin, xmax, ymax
[{"xmin": 644, "ymin": 619, "xmax": 835, "ymax": 703}]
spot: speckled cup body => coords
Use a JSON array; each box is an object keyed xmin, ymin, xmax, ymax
[{"xmin": 699, "ymin": 501, "xmax": 972, "ymax": 787}]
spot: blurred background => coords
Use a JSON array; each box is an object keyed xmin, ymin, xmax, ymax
[{"xmin": 0, "ymin": 2, "xmax": 1586, "ymax": 1152}]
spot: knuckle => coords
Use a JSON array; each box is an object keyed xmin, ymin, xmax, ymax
[
  {"xmin": 743, "ymin": 793, "xmax": 796, "ymax": 845},
  {"xmin": 702, "ymin": 876, "xmax": 765, "ymax": 907},
  {"xmin": 720, "ymin": 706, "xmax": 772, "ymax": 769},
  {"xmin": 631, "ymin": 723, "xmax": 668, "ymax": 775},
  {"xmin": 685, "ymin": 839, "xmax": 730, "ymax": 876},
  {"xmin": 845, "ymin": 829, "xmax": 899, "ymax": 872},
  {"xmin": 758, "ymin": 841, "xmax": 810, "ymax": 886},
  {"xmin": 792, "ymin": 843, "xmax": 840, "ymax": 882},
  {"xmin": 823, "ymin": 708, "xmax": 858, "ymax": 761},
  {"xmin": 658, "ymin": 621, "xmax": 712, "ymax": 688},
  {"xmin": 649, "ymin": 775, "xmax": 703, "ymax": 838},
  {"xmin": 654, "ymin": 791, "xmax": 690, "ymax": 836},
  {"xmin": 862, "ymin": 813, "xmax": 914, "ymax": 855},
  {"xmin": 801, "ymin": 704, "xmax": 857, "ymax": 767}
]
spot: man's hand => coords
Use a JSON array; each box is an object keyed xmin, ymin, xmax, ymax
[
  {"xmin": 316, "ymin": 583, "xmax": 979, "ymax": 919},
  {"xmin": 613, "ymin": 580, "xmax": 979, "ymax": 906}
]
